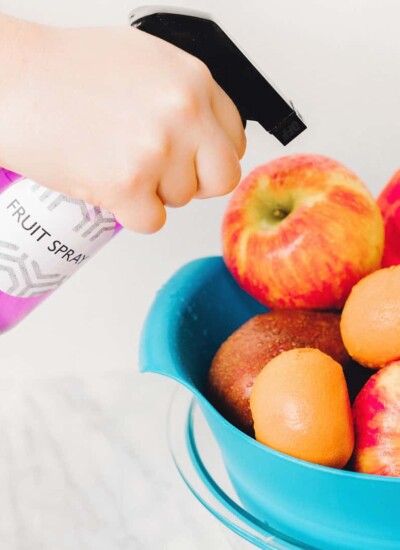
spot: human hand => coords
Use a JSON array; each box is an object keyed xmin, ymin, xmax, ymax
[{"xmin": 0, "ymin": 15, "xmax": 246, "ymax": 232}]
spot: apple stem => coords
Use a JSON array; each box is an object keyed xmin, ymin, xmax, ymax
[{"xmin": 272, "ymin": 208, "xmax": 289, "ymax": 220}]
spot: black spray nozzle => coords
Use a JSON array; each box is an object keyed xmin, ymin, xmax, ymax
[{"xmin": 129, "ymin": 6, "xmax": 306, "ymax": 145}]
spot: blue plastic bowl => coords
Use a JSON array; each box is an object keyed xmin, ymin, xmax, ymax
[{"xmin": 139, "ymin": 256, "xmax": 400, "ymax": 550}]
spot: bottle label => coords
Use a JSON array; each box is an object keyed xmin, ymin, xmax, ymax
[{"xmin": 0, "ymin": 179, "xmax": 116, "ymax": 297}]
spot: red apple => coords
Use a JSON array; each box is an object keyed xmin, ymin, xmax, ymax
[
  {"xmin": 377, "ymin": 169, "xmax": 400, "ymax": 267},
  {"xmin": 222, "ymin": 154, "xmax": 384, "ymax": 309},
  {"xmin": 353, "ymin": 364, "xmax": 400, "ymax": 476}
]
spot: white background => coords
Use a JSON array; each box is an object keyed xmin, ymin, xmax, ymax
[{"xmin": 0, "ymin": 0, "xmax": 399, "ymax": 549}]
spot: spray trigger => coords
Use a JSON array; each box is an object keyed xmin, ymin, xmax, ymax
[{"xmin": 130, "ymin": 6, "xmax": 306, "ymax": 145}]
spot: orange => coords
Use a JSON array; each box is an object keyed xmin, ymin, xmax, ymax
[
  {"xmin": 341, "ymin": 265, "xmax": 400, "ymax": 368},
  {"xmin": 249, "ymin": 348, "xmax": 354, "ymax": 468}
]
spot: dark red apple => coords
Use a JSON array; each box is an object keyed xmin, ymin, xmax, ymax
[{"xmin": 207, "ymin": 309, "xmax": 369, "ymax": 435}]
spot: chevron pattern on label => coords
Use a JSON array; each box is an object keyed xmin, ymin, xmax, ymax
[
  {"xmin": 0, "ymin": 240, "xmax": 66, "ymax": 297},
  {"xmin": 30, "ymin": 183, "xmax": 115, "ymax": 241},
  {"xmin": 0, "ymin": 179, "xmax": 117, "ymax": 297}
]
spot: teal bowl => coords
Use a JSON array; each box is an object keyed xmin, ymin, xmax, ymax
[{"xmin": 139, "ymin": 256, "xmax": 400, "ymax": 550}]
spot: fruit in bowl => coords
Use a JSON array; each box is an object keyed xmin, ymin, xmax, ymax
[
  {"xmin": 208, "ymin": 309, "xmax": 371, "ymax": 435},
  {"xmin": 353, "ymin": 363, "xmax": 400, "ymax": 476},
  {"xmin": 140, "ymin": 256, "xmax": 400, "ymax": 549},
  {"xmin": 341, "ymin": 265, "xmax": 400, "ymax": 369},
  {"xmin": 250, "ymin": 348, "xmax": 354, "ymax": 468},
  {"xmin": 339, "ymin": 264, "xmax": 400, "ymax": 476},
  {"xmin": 222, "ymin": 154, "xmax": 384, "ymax": 310},
  {"xmin": 377, "ymin": 169, "xmax": 400, "ymax": 267}
]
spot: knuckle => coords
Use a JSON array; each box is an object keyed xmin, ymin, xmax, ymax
[
  {"xmin": 168, "ymin": 90, "xmax": 200, "ymax": 122},
  {"xmin": 78, "ymin": 184, "xmax": 116, "ymax": 211},
  {"xmin": 238, "ymin": 130, "xmax": 247, "ymax": 159},
  {"xmin": 226, "ymin": 159, "xmax": 242, "ymax": 192},
  {"xmin": 104, "ymin": 174, "xmax": 139, "ymax": 212},
  {"xmin": 143, "ymin": 205, "xmax": 167, "ymax": 234},
  {"xmin": 168, "ymin": 188, "xmax": 194, "ymax": 208},
  {"xmin": 159, "ymin": 179, "xmax": 195, "ymax": 208},
  {"xmin": 114, "ymin": 200, "xmax": 166, "ymax": 234},
  {"xmin": 214, "ymin": 158, "xmax": 242, "ymax": 197},
  {"xmin": 177, "ymin": 193, "xmax": 192, "ymax": 207},
  {"xmin": 147, "ymin": 137, "xmax": 171, "ymax": 162},
  {"xmin": 117, "ymin": 174, "xmax": 138, "ymax": 198},
  {"xmin": 187, "ymin": 56, "xmax": 212, "ymax": 84},
  {"xmin": 167, "ymin": 60, "xmax": 213, "ymax": 121}
]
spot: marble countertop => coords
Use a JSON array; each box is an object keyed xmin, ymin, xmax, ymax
[
  {"xmin": 0, "ymin": 370, "xmax": 239, "ymax": 550},
  {"xmin": 0, "ymin": 0, "xmax": 399, "ymax": 548},
  {"xmin": 0, "ymin": 230, "xmax": 242, "ymax": 550}
]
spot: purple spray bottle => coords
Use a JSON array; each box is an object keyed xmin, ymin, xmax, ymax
[{"xmin": 0, "ymin": 6, "xmax": 306, "ymax": 333}]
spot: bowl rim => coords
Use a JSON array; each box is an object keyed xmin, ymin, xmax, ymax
[
  {"xmin": 168, "ymin": 385, "xmax": 312, "ymax": 549},
  {"xmin": 140, "ymin": 255, "xmax": 400, "ymax": 484},
  {"xmin": 156, "ymin": 368, "xmax": 400, "ymax": 484}
]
